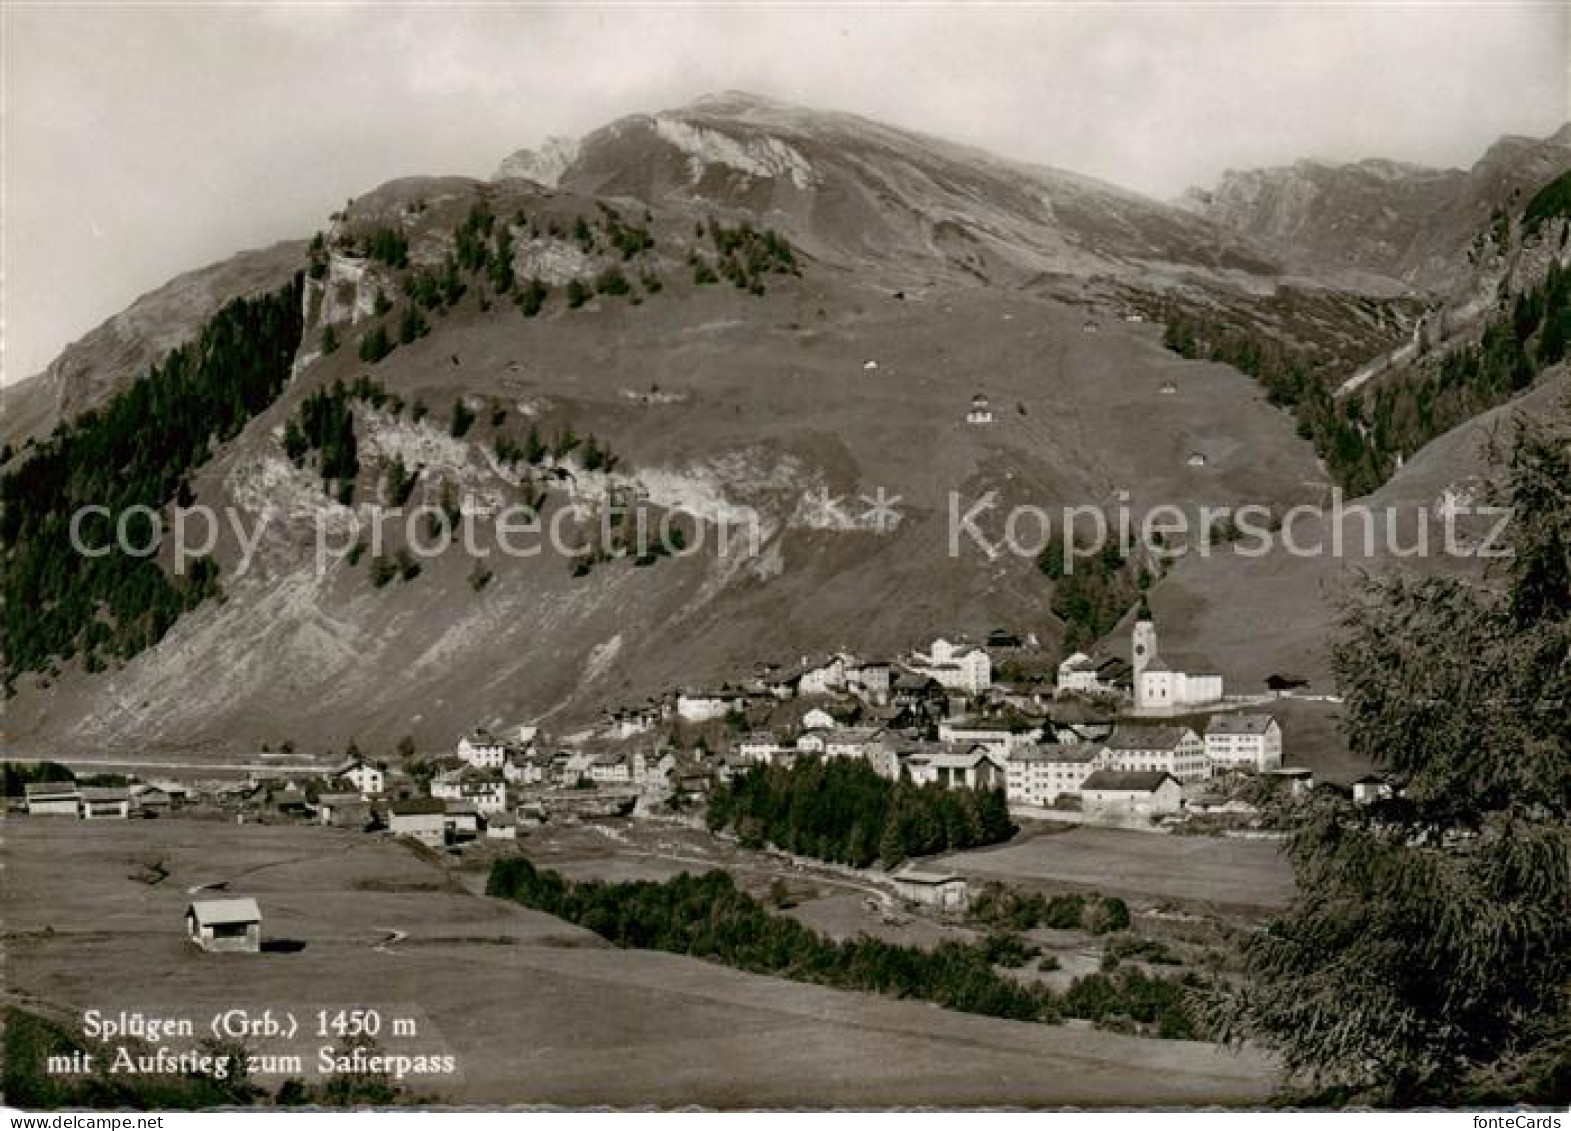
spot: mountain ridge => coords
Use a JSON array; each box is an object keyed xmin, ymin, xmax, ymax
[{"xmin": 5, "ymin": 93, "xmax": 1568, "ymax": 760}]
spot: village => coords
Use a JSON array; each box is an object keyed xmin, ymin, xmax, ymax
[{"xmin": 15, "ymin": 608, "xmax": 1388, "ymax": 875}]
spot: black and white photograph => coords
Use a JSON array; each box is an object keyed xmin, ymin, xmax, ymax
[{"xmin": 1, "ymin": 1, "xmax": 1567, "ymax": 1117}]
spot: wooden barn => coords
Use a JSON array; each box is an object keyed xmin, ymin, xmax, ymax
[{"xmin": 186, "ymin": 898, "xmax": 262, "ymax": 953}]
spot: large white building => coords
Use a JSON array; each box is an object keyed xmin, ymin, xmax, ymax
[
  {"xmin": 908, "ymin": 637, "xmax": 992, "ymax": 694},
  {"xmin": 1204, "ymin": 714, "xmax": 1283, "ymax": 771},
  {"xmin": 1005, "ymin": 744, "xmax": 1106, "ymax": 807},
  {"xmin": 1100, "ymin": 725, "xmax": 1210, "ymax": 784},
  {"xmin": 1132, "ymin": 615, "xmax": 1222, "ymax": 713}
]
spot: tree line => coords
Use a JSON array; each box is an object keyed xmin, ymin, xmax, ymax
[
  {"xmin": 487, "ymin": 859, "xmax": 1200, "ymax": 1038},
  {"xmin": 705, "ymin": 755, "xmax": 1015, "ymax": 869},
  {"xmin": 1, "ymin": 277, "xmax": 304, "ymax": 682}
]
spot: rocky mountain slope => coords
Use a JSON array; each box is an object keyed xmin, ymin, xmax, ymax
[
  {"xmin": 505, "ymin": 92, "xmax": 1278, "ymax": 288},
  {"xmin": 1179, "ymin": 124, "xmax": 1571, "ymax": 293},
  {"xmin": 4, "ymin": 94, "xmax": 1567, "ymax": 762},
  {"xmin": 2, "ymin": 241, "xmax": 306, "ymax": 448}
]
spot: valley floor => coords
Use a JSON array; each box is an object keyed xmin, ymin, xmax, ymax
[{"xmin": 2, "ymin": 818, "xmax": 1279, "ymax": 1108}]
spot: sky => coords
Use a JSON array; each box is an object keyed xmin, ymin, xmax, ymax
[{"xmin": 3, "ymin": 2, "xmax": 1567, "ymax": 383}]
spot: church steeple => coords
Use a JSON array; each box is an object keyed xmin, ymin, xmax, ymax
[{"xmin": 1132, "ymin": 605, "xmax": 1157, "ymax": 710}]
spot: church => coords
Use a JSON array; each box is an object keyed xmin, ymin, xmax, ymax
[{"xmin": 1131, "ymin": 611, "xmax": 1223, "ymax": 714}]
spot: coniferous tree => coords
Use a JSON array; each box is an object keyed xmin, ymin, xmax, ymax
[{"xmin": 1217, "ymin": 399, "xmax": 1571, "ymax": 1105}]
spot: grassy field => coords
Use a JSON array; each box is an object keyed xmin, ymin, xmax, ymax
[
  {"xmin": 2, "ymin": 817, "xmax": 1279, "ymax": 1107},
  {"xmin": 934, "ymin": 824, "xmax": 1295, "ymax": 912}
]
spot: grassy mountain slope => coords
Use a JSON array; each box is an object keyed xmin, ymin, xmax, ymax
[{"xmin": 6, "ymin": 95, "xmax": 1567, "ymax": 762}]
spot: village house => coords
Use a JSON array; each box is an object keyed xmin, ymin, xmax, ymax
[
  {"xmin": 1101, "ymin": 725, "xmax": 1210, "ymax": 784},
  {"xmin": 1079, "ymin": 770, "xmax": 1185, "ymax": 818},
  {"xmin": 1055, "ymin": 652, "xmax": 1131, "ymax": 699},
  {"xmin": 797, "ymin": 654, "xmax": 851, "ymax": 697},
  {"xmin": 502, "ymin": 751, "xmax": 548, "ymax": 786},
  {"xmin": 444, "ymin": 801, "xmax": 481, "ymax": 842},
  {"xmin": 79, "ymin": 787, "xmax": 131, "ymax": 820},
  {"xmin": 796, "ymin": 729, "xmax": 829, "ymax": 756},
  {"xmin": 430, "ymin": 767, "xmax": 508, "ymax": 814},
  {"xmin": 1352, "ymin": 774, "xmax": 1394, "ymax": 805},
  {"xmin": 317, "ymin": 792, "xmax": 372, "ymax": 829},
  {"xmin": 937, "ymin": 718, "xmax": 1039, "ymax": 754},
  {"xmin": 485, "ymin": 811, "xmax": 519, "ymax": 840},
  {"xmin": 1004, "ymin": 744, "xmax": 1106, "ymax": 807},
  {"xmin": 271, "ymin": 783, "xmax": 312, "ymax": 818},
  {"xmin": 1052, "ymin": 720, "xmax": 1115, "ymax": 746},
  {"xmin": 642, "ymin": 750, "xmax": 678, "ymax": 787},
  {"xmin": 1204, "ymin": 714, "xmax": 1283, "ymax": 772},
  {"xmin": 892, "ymin": 870, "xmax": 969, "ymax": 909},
  {"xmin": 1131, "ymin": 615, "xmax": 1223, "ymax": 713},
  {"xmin": 800, "ymin": 706, "xmax": 838, "ymax": 731},
  {"xmin": 991, "ymin": 680, "xmax": 1053, "ymax": 715},
  {"xmin": 737, "ymin": 731, "xmax": 790, "ymax": 764},
  {"xmin": 560, "ymin": 749, "xmax": 596, "ymax": 785},
  {"xmin": 891, "ymin": 671, "xmax": 945, "ymax": 708},
  {"xmin": 586, "ymin": 752, "xmax": 635, "ymax": 786},
  {"xmin": 966, "ymin": 392, "xmax": 993, "ymax": 425},
  {"xmin": 146, "ymin": 779, "xmax": 191, "ymax": 806},
  {"xmin": 602, "ymin": 706, "xmax": 660, "ymax": 738},
  {"xmin": 339, "ymin": 759, "xmax": 386, "ymax": 798},
  {"xmin": 456, "ymin": 731, "xmax": 510, "ymax": 770},
  {"xmin": 186, "ymin": 898, "xmax": 262, "ymax": 954},
  {"xmin": 388, "ymin": 798, "xmax": 448, "ymax": 847},
  {"xmin": 129, "ymin": 783, "xmax": 173, "ymax": 816},
  {"xmin": 903, "ymin": 744, "xmax": 1008, "ymax": 791},
  {"xmin": 24, "ymin": 781, "xmax": 81, "ymax": 817},
  {"xmin": 845, "ymin": 660, "xmax": 893, "ymax": 705},
  {"xmin": 822, "ymin": 726, "xmax": 897, "ymax": 778},
  {"xmin": 908, "ymin": 637, "xmax": 992, "ymax": 694}
]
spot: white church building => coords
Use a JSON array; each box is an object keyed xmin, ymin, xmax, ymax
[{"xmin": 1131, "ymin": 613, "xmax": 1222, "ymax": 714}]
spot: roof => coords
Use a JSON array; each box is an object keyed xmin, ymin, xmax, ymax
[
  {"xmin": 390, "ymin": 797, "xmax": 446, "ymax": 816},
  {"xmin": 1206, "ymin": 714, "xmax": 1278, "ymax": 736},
  {"xmin": 919, "ymin": 749, "xmax": 981, "ymax": 769},
  {"xmin": 893, "ymin": 869, "xmax": 965, "ymax": 886},
  {"xmin": 80, "ymin": 787, "xmax": 130, "ymax": 802},
  {"xmin": 316, "ymin": 792, "xmax": 367, "ymax": 805},
  {"xmin": 1081, "ymin": 770, "xmax": 1178, "ymax": 793},
  {"xmin": 187, "ymin": 898, "xmax": 261, "ymax": 926},
  {"xmin": 1009, "ymin": 744, "xmax": 1102, "ymax": 765},
  {"xmin": 825, "ymin": 727, "xmax": 884, "ymax": 745},
  {"xmin": 1104, "ymin": 725, "xmax": 1195, "ymax": 752},
  {"xmin": 24, "ymin": 781, "xmax": 79, "ymax": 797}
]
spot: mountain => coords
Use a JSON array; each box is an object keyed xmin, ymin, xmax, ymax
[
  {"xmin": 494, "ymin": 135, "xmax": 581, "ymax": 188},
  {"xmin": 2, "ymin": 241, "xmax": 306, "ymax": 448},
  {"xmin": 1179, "ymin": 124, "xmax": 1571, "ymax": 292},
  {"xmin": 507, "ymin": 92, "xmax": 1278, "ymax": 287},
  {"xmin": 4, "ymin": 94, "xmax": 1567, "ymax": 763}
]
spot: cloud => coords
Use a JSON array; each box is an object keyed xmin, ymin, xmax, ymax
[{"xmin": 4, "ymin": 3, "xmax": 1565, "ymax": 382}]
